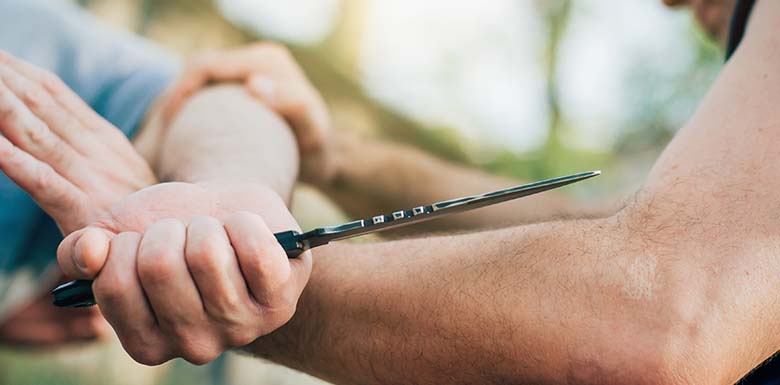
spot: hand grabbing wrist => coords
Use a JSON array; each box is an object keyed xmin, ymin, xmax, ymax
[
  {"xmin": 56, "ymin": 181, "xmax": 312, "ymax": 365},
  {"xmin": 161, "ymin": 44, "xmax": 337, "ymax": 188}
]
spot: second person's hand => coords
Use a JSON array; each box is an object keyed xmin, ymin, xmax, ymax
[
  {"xmin": 56, "ymin": 182, "xmax": 312, "ymax": 366},
  {"xmin": 162, "ymin": 43, "xmax": 337, "ymax": 186},
  {"xmin": 0, "ymin": 51, "xmax": 157, "ymax": 235}
]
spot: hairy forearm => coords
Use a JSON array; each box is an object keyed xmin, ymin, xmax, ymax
[
  {"xmin": 249, "ymin": 2, "xmax": 780, "ymax": 383},
  {"xmin": 322, "ymin": 131, "xmax": 587, "ymax": 232},
  {"xmin": 136, "ymin": 84, "xmax": 299, "ymax": 201},
  {"xmin": 250, "ymin": 214, "xmax": 699, "ymax": 385},
  {"xmin": 248, "ymin": 178, "xmax": 762, "ymax": 385}
]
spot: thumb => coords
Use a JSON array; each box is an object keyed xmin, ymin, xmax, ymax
[
  {"xmin": 57, "ymin": 227, "xmax": 114, "ymax": 279},
  {"xmin": 246, "ymin": 74, "xmax": 276, "ymax": 103}
]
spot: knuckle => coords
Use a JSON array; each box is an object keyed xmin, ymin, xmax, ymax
[
  {"xmin": 270, "ymin": 294, "xmax": 298, "ymax": 322},
  {"xmin": 177, "ymin": 338, "xmax": 222, "ymax": 366},
  {"xmin": 254, "ymin": 304, "xmax": 296, "ymax": 336},
  {"xmin": 185, "ymin": 235, "xmax": 224, "ymax": 274},
  {"xmin": 0, "ymin": 144, "xmax": 12, "ymax": 159},
  {"xmin": 243, "ymin": 236, "xmax": 272, "ymax": 259},
  {"xmin": 126, "ymin": 345, "xmax": 170, "ymax": 366},
  {"xmin": 25, "ymin": 121, "xmax": 51, "ymax": 146},
  {"xmin": 137, "ymin": 249, "xmax": 177, "ymax": 284},
  {"xmin": 31, "ymin": 163, "xmax": 55, "ymax": 191},
  {"xmin": 207, "ymin": 292, "xmax": 247, "ymax": 323},
  {"xmin": 184, "ymin": 245, "xmax": 212, "ymax": 274},
  {"xmin": 240, "ymin": 244, "xmax": 272, "ymax": 275},
  {"xmin": 158, "ymin": 217, "xmax": 186, "ymax": 229},
  {"xmin": 114, "ymin": 231, "xmax": 142, "ymax": 246},
  {"xmin": 39, "ymin": 71, "xmax": 65, "ymax": 95},
  {"xmin": 222, "ymin": 327, "xmax": 259, "ymax": 348},
  {"xmin": 0, "ymin": 101, "xmax": 18, "ymax": 123},
  {"xmin": 20, "ymin": 88, "xmax": 47, "ymax": 109},
  {"xmin": 93, "ymin": 275, "xmax": 126, "ymax": 302}
]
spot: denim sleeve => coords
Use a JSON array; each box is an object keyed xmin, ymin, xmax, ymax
[
  {"xmin": 0, "ymin": 0, "xmax": 179, "ymax": 319},
  {"xmin": 0, "ymin": 0, "xmax": 180, "ymax": 137}
]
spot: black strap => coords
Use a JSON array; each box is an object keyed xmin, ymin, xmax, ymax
[{"xmin": 725, "ymin": 0, "xmax": 757, "ymax": 60}]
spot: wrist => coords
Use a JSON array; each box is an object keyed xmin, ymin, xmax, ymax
[{"xmin": 155, "ymin": 84, "xmax": 300, "ymax": 201}]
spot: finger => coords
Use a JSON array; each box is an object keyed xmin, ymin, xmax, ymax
[
  {"xmin": 0, "ymin": 51, "xmax": 131, "ymax": 146},
  {"xmin": 185, "ymin": 216, "xmax": 255, "ymax": 323},
  {"xmin": 75, "ymin": 227, "xmax": 111, "ymax": 277},
  {"xmin": 137, "ymin": 219, "xmax": 209, "ymax": 346},
  {"xmin": 223, "ymin": 211, "xmax": 293, "ymax": 308},
  {"xmin": 245, "ymin": 74, "xmax": 329, "ymax": 152},
  {"xmin": 0, "ymin": 134, "xmax": 87, "ymax": 230},
  {"xmin": 0, "ymin": 62, "xmax": 109, "ymax": 158},
  {"xmin": 58, "ymin": 229, "xmax": 86, "ymax": 279},
  {"xmin": 58, "ymin": 227, "xmax": 113, "ymax": 279},
  {"xmin": 163, "ymin": 44, "xmax": 296, "ymax": 122},
  {"xmin": 0, "ymin": 50, "xmax": 149, "ymax": 182},
  {"xmin": 94, "ymin": 232, "xmax": 171, "ymax": 364},
  {"xmin": 0, "ymin": 78, "xmax": 89, "ymax": 183}
]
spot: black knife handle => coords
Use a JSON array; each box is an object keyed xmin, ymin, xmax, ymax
[{"xmin": 52, "ymin": 230, "xmax": 304, "ymax": 308}]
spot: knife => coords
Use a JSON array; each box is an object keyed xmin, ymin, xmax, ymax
[{"xmin": 52, "ymin": 170, "xmax": 600, "ymax": 307}]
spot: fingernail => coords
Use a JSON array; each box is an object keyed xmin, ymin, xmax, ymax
[
  {"xmin": 72, "ymin": 245, "xmax": 88, "ymax": 272},
  {"xmin": 249, "ymin": 76, "xmax": 275, "ymax": 100}
]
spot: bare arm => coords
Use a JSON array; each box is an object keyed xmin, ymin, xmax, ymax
[
  {"xmin": 319, "ymin": 130, "xmax": 586, "ymax": 232},
  {"xmin": 134, "ymin": 84, "xmax": 299, "ymax": 201},
  {"xmin": 246, "ymin": 1, "xmax": 780, "ymax": 383},
  {"xmin": 0, "ymin": 51, "xmax": 308, "ymax": 364},
  {"xmin": 161, "ymin": 46, "xmax": 588, "ymax": 233}
]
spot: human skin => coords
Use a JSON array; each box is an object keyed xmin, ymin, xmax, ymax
[
  {"xmin": 54, "ymin": 0, "xmax": 776, "ymax": 381},
  {"xmin": 162, "ymin": 46, "xmax": 582, "ymax": 234},
  {"xmin": 663, "ymin": 0, "xmax": 737, "ymax": 43},
  {"xmin": 122, "ymin": 0, "xmax": 780, "ymax": 383},
  {"xmin": 0, "ymin": 50, "xmax": 156, "ymax": 345},
  {"xmin": 0, "ymin": 50, "xmax": 309, "ymax": 364},
  {"xmin": 160, "ymin": 3, "xmax": 743, "ymax": 234},
  {"xmin": 6, "ymin": 0, "xmax": 771, "ymax": 382}
]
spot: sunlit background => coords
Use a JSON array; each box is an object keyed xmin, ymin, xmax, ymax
[
  {"xmin": 0, "ymin": 0, "xmax": 723, "ymax": 384},
  {"xmin": 84, "ymin": 0, "xmax": 722, "ymax": 189}
]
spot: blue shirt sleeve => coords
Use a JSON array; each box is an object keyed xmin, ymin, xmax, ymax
[
  {"xmin": 0, "ymin": 0, "xmax": 179, "ymax": 318},
  {"xmin": 0, "ymin": 0, "xmax": 180, "ymax": 136}
]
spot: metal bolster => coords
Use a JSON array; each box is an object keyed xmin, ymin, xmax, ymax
[{"xmin": 274, "ymin": 230, "xmax": 305, "ymax": 258}]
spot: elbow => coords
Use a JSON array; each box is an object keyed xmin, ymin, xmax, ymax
[
  {"xmin": 588, "ymin": 209, "xmax": 738, "ymax": 385},
  {"xmin": 569, "ymin": 284, "xmax": 727, "ymax": 385}
]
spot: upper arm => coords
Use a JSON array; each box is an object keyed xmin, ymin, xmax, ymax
[{"xmin": 617, "ymin": 1, "xmax": 780, "ymax": 382}]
